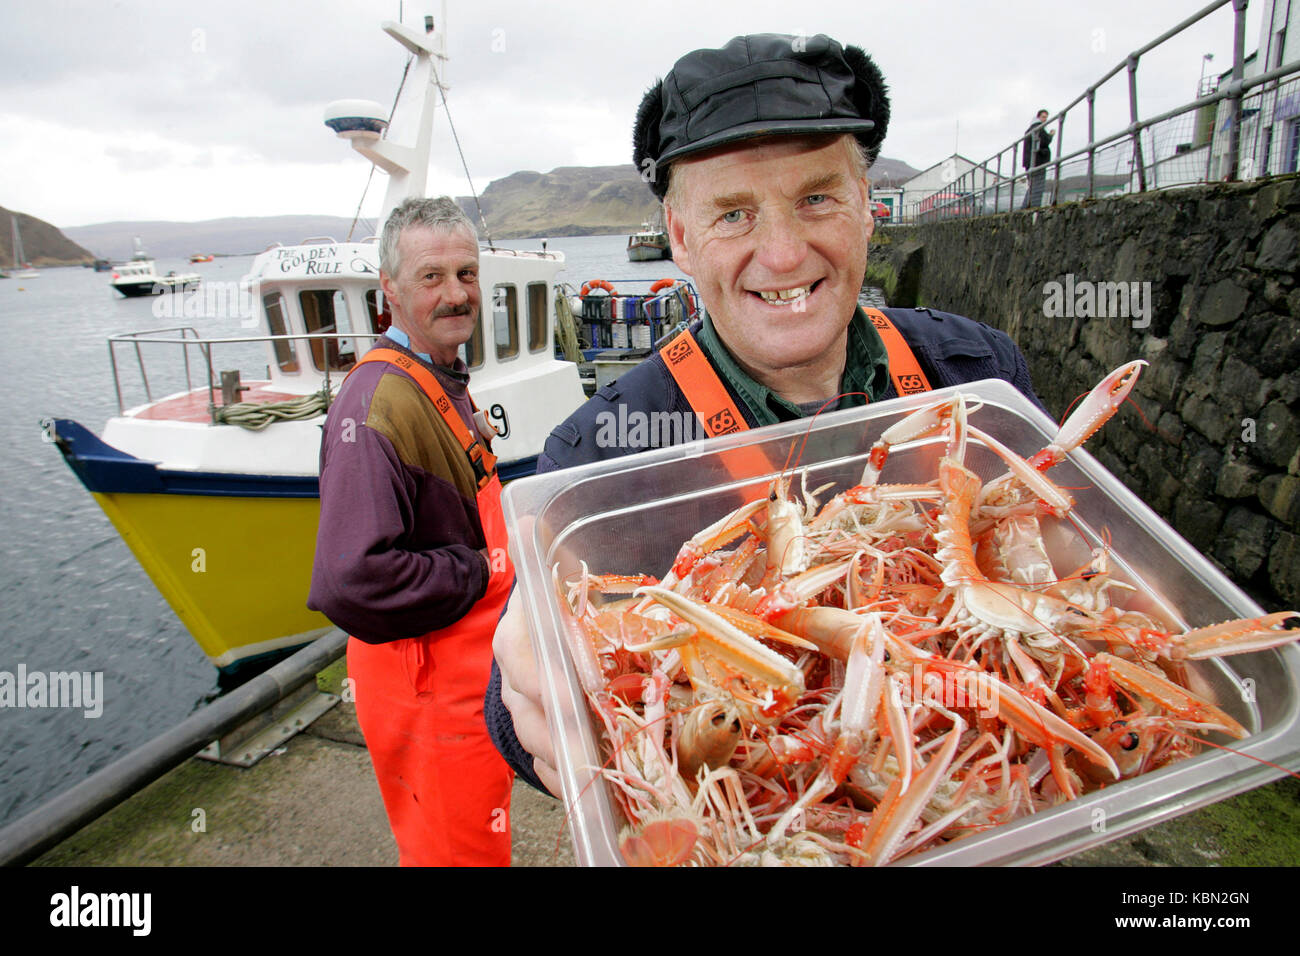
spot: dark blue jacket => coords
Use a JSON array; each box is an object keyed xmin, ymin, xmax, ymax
[{"xmin": 485, "ymin": 307, "xmax": 1045, "ymax": 793}]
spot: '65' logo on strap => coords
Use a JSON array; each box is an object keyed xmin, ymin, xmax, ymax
[
  {"xmin": 869, "ymin": 313, "xmax": 889, "ymax": 330},
  {"xmin": 435, "ymin": 394, "xmax": 452, "ymax": 415},
  {"xmin": 897, "ymin": 373, "xmax": 927, "ymax": 394},
  {"xmin": 665, "ymin": 338, "xmax": 694, "ymax": 365},
  {"xmin": 707, "ymin": 408, "xmax": 741, "ymax": 435}
]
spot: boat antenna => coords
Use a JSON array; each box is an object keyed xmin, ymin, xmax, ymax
[
  {"xmin": 435, "ymin": 81, "xmax": 494, "ymax": 248},
  {"xmin": 347, "ymin": 55, "xmax": 413, "ymax": 242}
]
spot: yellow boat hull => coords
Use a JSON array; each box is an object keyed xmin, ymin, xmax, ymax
[{"xmin": 90, "ymin": 490, "xmax": 331, "ymax": 671}]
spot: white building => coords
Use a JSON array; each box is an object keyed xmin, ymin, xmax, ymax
[{"xmin": 897, "ymin": 154, "xmax": 1011, "ymax": 220}]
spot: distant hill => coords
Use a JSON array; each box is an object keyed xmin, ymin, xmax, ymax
[
  {"xmin": 63, "ymin": 216, "xmax": 373, "ymax": 261},
  {"xmin": 457, "ymin": 165, "xmax": 660, "ymax": 239},
  {"xmin": 458, "ymin": 157, "xmax": 921, "ymax": 238},
  {"xmin": 65, "ymin": 155, "xmax": 922, "ymax": 251},
  {"xmin": 869, "ymin": 157, "xmax": 922, "ymax": 187},
  {"xmin": 0, "ymin": 207, "xmax": 94, "ymax": 267}
]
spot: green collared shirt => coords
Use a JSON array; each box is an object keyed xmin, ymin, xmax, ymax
[{"xmin": 694, "ymin": 306, "xmax": 892, "ymax": 427}]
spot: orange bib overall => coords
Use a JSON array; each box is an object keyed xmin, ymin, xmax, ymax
[{"xmin": 345, "ymin": 350, "xmax": 515, "ymax": 867}]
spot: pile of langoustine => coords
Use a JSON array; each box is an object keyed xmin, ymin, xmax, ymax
[{"xmin": 553, "ymin": 361, "xmax": 1300, "ymax": 866}]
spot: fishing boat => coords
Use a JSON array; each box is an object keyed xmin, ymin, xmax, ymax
[
  {"xmin": 110, "ymin": 239, "xmax": 201, "ymax": 297},
  {"xmin": 49, "ymin": 14, "xmax": 585, "ymax": 679},
  {"xmin": 626, "ymin": 220, "xmax": 672, "ymax": 262},
  {"xmin": 9, "ymin": 216, "xmax": 39, "ymax": 279}
]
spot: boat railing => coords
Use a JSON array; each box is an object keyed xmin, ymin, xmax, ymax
[
  {"xmin": 892, "ymin": 0, "xmax": 1300, "ymax": 224},
  {"xmin": 108, "ymin": 327, "xmax": 374, "ymax": 421},
  {"xmin": 109, "ymin": 326, "xmax": 207, "ymax": 412},
  {"xmin": 485, "ymin": 246, "xmax": 562, "ymax": 260}
]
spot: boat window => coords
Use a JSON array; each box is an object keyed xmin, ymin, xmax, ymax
[
  {"xmin": 527, "ymin": 282, "xmax": 548, "ymax": 353},
  {"xmin": 459, "ymin": 317, "xmax": 484, "ymax": 370},
  {"xmin": 299, "ymin": 289, "xmax": 357, "ymax": 372},
  {"xmin": 364, "ymin": 289, "xmax": 390, "ymax": 334},
  {"xmin": 263, "ymin": 293, "xmax": 299, "ymax": 373},
  {"xmin": 493, "ymin": 284, "xmax": 519, "ymax": 361}
]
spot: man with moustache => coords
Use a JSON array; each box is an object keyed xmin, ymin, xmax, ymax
[
  {"xmin": 309, "ymin": 196, "xmax": 513, "ymax": 866},
  {"xmin": 485, "ymin": 34, "xmax": 1045, "ymax": 797}
]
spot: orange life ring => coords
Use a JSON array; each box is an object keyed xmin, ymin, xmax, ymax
[
  {"xmin": 649, "ymin": 278, "xmax": 676, "ymax": 294},
  {"xmin": 580, "ymin": 279, "xmax": 616, "ymax": 298}
]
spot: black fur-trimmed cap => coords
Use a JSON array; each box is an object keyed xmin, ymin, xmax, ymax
[{"xmin": 633, "ymin": 34, "xmax": 890, "ymax": 198}]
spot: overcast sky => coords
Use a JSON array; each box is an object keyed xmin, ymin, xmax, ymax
[{"xmin": 0, "ymin": 0, "xmax": 1262, "ymax": 228}]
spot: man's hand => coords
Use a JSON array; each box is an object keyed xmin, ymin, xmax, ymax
[{"xmin": 494, "ymin": 595, "xmax": 561, "ymax": 795}]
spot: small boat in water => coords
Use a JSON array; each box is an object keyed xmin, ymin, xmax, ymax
[
  {"xmin": 626, "ymin": 221, "xmax": 672, "ymax": 262},
  {"xmin": 50, "ymin": 15, "xmax": 585, "ymax": 678},
  {"xmin": 189, "ymin": 253, "xmax": 215, "ymax": 263},
  {"xmin": 111, "ymin": 240, "xmax": 201, "ymax": 297}
]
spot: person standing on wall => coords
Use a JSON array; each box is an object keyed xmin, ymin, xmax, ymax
[{"xmin": 1022, "ymin": 109, "xmax": 1054, "ymax": 209}]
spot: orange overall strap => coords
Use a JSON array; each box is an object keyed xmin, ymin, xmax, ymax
[
  {"xmin": 863, "ymin": 308, "xmax": 932, "ymax": 396},
  {"xmin": 351, "ymin": 348, "xmax": 497, "ymax": 489},
  {"xmin": 658, "ymin": 327, "xmax": 776, "ymax": 481},
  {"xmin": 658, "ymin": 327, "xmax": 749, "ymax": 438}
]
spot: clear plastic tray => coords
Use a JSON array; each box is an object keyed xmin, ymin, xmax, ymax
[{"xmin": 502, "ymin": 379, "xmax": 1300, "ymax": 866}]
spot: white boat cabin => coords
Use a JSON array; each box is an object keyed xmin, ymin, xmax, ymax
[{"xmin": 242, "ymin": 234, "xmax": 582, "ymax": 470}]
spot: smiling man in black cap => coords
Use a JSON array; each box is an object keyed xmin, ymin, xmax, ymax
[{"xmin": 487, "ymin": 34, "xmax": 1044, "ymax": 796}]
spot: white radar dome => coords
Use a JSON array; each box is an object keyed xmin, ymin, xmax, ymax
[{"xmin": 323, "ymin": 100, "xmax": 389, "ymax": 140}]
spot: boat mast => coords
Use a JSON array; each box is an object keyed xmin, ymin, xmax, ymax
[{"xmin": 346, "ymin": 17, "xmax": 447, "ymax": 226}]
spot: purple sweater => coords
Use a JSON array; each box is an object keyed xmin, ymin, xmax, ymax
[{"xmin": 308, "ymin": 336, "xmax": 490, "ymax": 643}]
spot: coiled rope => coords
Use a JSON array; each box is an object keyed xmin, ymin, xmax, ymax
[{"xmin": 213, "ymin": 385, "xmax": 334, "ymax": 431}]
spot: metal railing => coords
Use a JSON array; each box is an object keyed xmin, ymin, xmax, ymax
[
  {"xmin": 892, "ymin": 0, "xmax": 1300, "ymax": 224},
  {"xmin": 109, "ymin": 329, "xmax": 376, "ymax": 422},
  {"xmin": 0, "ymin": 628, "xmax": 347, "ymax": 867}
]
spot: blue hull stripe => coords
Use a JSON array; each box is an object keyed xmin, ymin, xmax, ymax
[{"xmin": 50, "ymin": 419, "xmax": 538, "ymax": 497}]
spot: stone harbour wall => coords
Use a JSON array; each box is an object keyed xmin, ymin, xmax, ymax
[{"xmin": 866, "ymin": 174, "xmax": 1300, "ymax": 611}]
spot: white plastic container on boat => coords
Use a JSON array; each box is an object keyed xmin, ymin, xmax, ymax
[
  {"xmin": 501, "ymin": 379, "xmax": 1300, "ymax": 866},
  {"xmin": 611, "ymin": 321, "xmax": 628, "ymax": 349}
]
